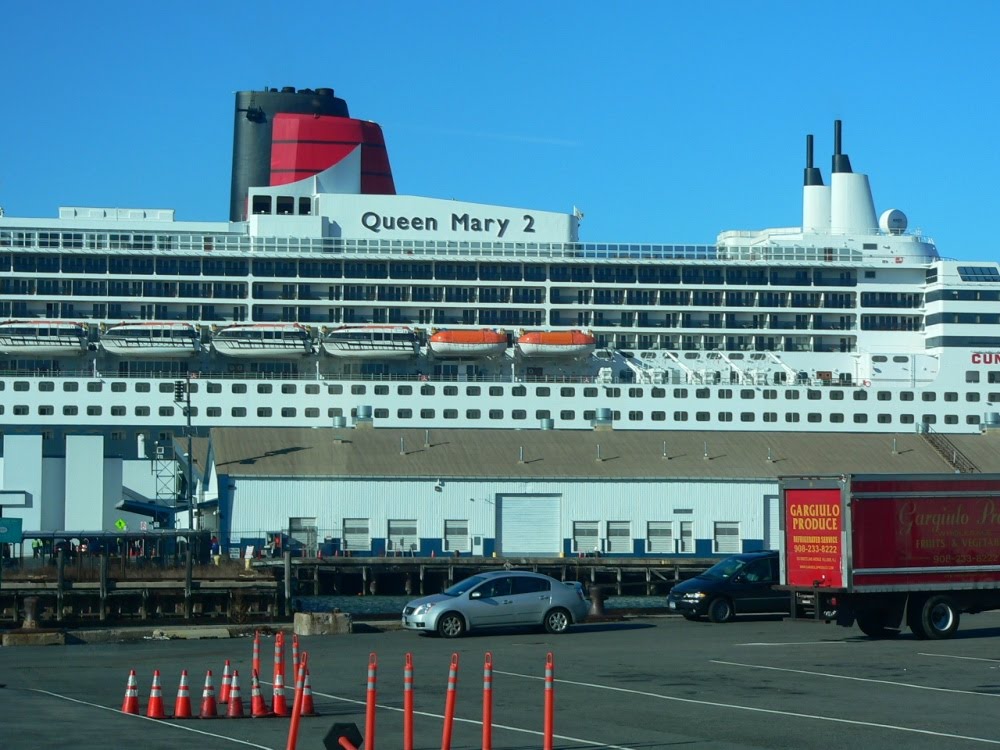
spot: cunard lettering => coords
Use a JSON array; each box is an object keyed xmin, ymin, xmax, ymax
[
  {"xmin": 361, "ymin": 212, "xmax": 439, "ymax": 233},
  {"xmin": 972, "ymin": 352, "xmax": 1000, "ymax": 365},
  {"xmin": 451, "ymin": 214, "xmax": 511, "ymax": 238}
]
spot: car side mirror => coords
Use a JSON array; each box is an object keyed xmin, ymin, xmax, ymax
[{"xmin": 470, "ymin": 590, "xmax": 482, "ymax": 599}]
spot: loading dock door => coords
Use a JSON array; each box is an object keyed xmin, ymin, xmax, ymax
[{"xmin": 496, "ymin": 494, "xmax": 561, "ymax": 556}]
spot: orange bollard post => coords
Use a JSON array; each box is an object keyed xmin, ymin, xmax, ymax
[
  {"xmin": 365, "ymin": 653, "xmax": 377, "ymax": 750},
  {"xmin": 285, "ymin": 653, "xmax": 308, "ymax": 750},
  {"xmin": 292, "ymin": 633, "xmax": 300, "ymax": 681},
  {"xmin": 146, "ymin": 670, "xmax": 168, "ymax": 719},
  {"xmin": 121, "ymin": 669, "xmax": 140, "ymax": 714},
  {"xmin": 173, "ymin": 670, "xmax": 193, "ymax": 719},
  {"xmin": 220, "ymin": 659, "xmax": 232, "ymax": 704},
  {"xmin": 199, "ymin": 670, "xmax": 218, "ymax": 719},
  {"xmin": 441, "ymin": 653, "xmax": 459, "ymax": 750},
  {"xmin": 252, "ymin": 631, "xmax": 261, "ymax": 683},
  {"xmin": 403, "ymin": 653, "xmax": 414, "ymax": 750},
  {"xmin": 482, "ymin": 652, "xmax": 493, "ymax": 750},
  {"xmin": 543, "ymin": 652, "xmax": 554, "ymax": 750}
]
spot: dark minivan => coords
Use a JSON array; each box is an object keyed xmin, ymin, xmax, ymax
[{"xmin": 666, "ymin": 550, "xmax": 789, "ymax": 623}]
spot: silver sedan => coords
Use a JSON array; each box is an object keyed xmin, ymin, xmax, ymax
[{"xmin": 402, "ymin": 570, "xmax": 590, "ymax": 638}]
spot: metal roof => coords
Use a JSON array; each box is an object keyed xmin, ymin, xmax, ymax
[{"xmin": 209, "ymin": 426, "xmax": 1000, "ymax": 481}]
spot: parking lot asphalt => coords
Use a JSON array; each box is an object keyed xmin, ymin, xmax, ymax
[{"xmin": 4, "ymin": 612, "xmax": 1000, "ymax": 749}]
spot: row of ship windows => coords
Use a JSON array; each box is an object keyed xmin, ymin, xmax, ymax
[
  {"xmin": 0, "ymin": 403, "xmax": 985, "ymax": 425},
  {"xmin": 3, "ymin": 380, "xmax": 998, "ymax": 401}
]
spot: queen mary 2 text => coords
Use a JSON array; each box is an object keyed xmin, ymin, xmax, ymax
[{"xmin": 789, "ymin": 502, "xmax": 841, "ymax": 531}]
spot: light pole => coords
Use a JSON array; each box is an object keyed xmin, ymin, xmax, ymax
[{"xmin": 174, "ymin": 374, "xmax": 194, "ymax": 533}]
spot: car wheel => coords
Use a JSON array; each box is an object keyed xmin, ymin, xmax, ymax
[
  {"xmin": 544, "ymin": 607, "xmax": 571, "ymax": 634},
  {"xmin": 919, "ymin": 595, "xmax": 960, "ymax": 640},
  {"xmin": 437, "ymin": 612, "xmax": 466, "ymax": 639},
  {"xmin": 707, "ymin": 597, "xmax": 733, "ymax": 624}
]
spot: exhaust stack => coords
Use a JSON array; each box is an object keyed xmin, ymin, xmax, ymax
[
  {"xmin": 802, "ymin": 134, "xmax": 830, "ymax": 232},
  {"xmin": 829, "ymin": 120, "xmax": 877, "ymax": 234}
]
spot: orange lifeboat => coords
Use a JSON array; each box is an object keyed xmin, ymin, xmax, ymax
[
  {"xmin": 429, "ymin": 329, "xmax": 507, "ymax": 358},
  {"xmin": 516, "ymin": 330, "xmax": 596, "ymax": 358}
]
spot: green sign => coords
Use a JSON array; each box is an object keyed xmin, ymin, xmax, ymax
[
  {"xmin": 115, "ymin": 518, "xmax": 128, "ymax": 532},
  {"xmin": 0, "ymin": 517, "xmax": 23, "ymax": 544}
]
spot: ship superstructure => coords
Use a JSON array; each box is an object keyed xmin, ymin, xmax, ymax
[{"xmin": 1, "ymin": 87, "xmax": 999, "ymax": 456}]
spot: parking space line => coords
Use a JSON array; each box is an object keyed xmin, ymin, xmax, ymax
[
  {"xmin": 494, "ymin": 669, "xmax": 1000, "ymax": 744},
  {"xmin": 737, "ymin": 641, "xmax": 847, "ymax": 646},
  {"xmin": 26, "ymin": 688, "xmax": 273, "ymax": 748},
  {"xmin": 712, "ymin": 659, "xmax": 1000, "ymax": 698},
  {"xmin": 920, "ymin": 653, "xmax": 1000, "ymax": 664}
]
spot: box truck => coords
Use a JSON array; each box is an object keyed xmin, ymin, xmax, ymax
[{"xmin": 780, "ymin": 473, "xmax": 1000, "ymax": 639}]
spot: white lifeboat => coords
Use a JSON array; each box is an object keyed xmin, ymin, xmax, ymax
[
  {"xmin": 0, "ymin": 320, "xmax": 89, "ymax": 356},
  {"xmin": 322, "ymin": 325, "xmax": 418, "ymax": 359},
  {"xmin": 516, "ymin": 330, "xmax": 596, "ymax": 358},
  {"xmin": 429, "ymin": 329, "xmax": 507, "ymax": 358},
  {"xmin": 212, "ymin": 323, "xmax": 313, "ymax": 359},
  {"xmin": 100, "ymin": 321, "xmax": 200, "ymax": 358}
]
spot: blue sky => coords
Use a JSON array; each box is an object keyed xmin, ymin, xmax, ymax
[{"xmin": 1, "ymin": 2, "xmax": 997, "ymax": 260}]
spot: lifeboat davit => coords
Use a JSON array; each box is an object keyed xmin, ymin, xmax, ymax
[
  {"xmin": 429, "ymin": 329, "xmax": 507, "ymax": 358},
  {"xmin": 516, "ymin": 330, "xmax": 596, "ymax": 358}
]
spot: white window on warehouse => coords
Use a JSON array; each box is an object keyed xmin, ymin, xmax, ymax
[
  {"xmin": 572, "ymin": 521, "xmax": 599, "ymax": 554},
  {"xmin": 713, "ymin": 521, "xmax": 741, "ymax": 554},
  {"xmin": 343, "ymin": 518, "xmax": 371, "ymax": 553},
  {"xmin": 606, "ymin": 521, "xmax": 631, "ymax": 554},
  {"xmin": 678, "ymin": 520, "xmax": 695, "ymax": 554},
  {"xmin": 444, "ymin": 519, "xmax": 469, "ymax": 553},
  {"xmin": 387, "ymin": 519, "xmax": 418, "ymax": 555},
  {"xmin": 647, "ymin": 521, "xmax": 673, "ymax": 554}
]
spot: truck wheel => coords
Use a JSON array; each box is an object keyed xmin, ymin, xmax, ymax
[
  {"xmin": 920, "ymin": 595, "xmax": 960, "ymax": 639},
  {"xmin": 906, "ymin": 604, "xmax": 928, "ymax": 640},
  {"xmin": 856, "ymin": 611, "xmax": 899, "ymax": 638},
  {"xmin": 708, "ymin": 597, "xmax": 734, "ymax": 623}
]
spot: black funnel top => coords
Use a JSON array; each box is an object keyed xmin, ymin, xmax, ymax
[
  {"xmin": 804, "ymin": 134, "xmax": 824, "ymax": 186},
  {"xmin": 832, "ymin": 120, "xmax": 853, "ymax": 174}
]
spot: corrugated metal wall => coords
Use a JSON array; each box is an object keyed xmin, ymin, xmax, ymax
[{"xmin": 222, "ymin": 475, "xmax": 776, "ymax": 557}]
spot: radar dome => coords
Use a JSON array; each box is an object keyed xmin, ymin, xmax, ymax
[{"xmin": 879, "ymin": 208, "xmax": 907, "ymax": 235}]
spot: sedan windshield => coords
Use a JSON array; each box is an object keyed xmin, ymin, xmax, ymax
[
  {"xmin": 442, "ymin": 575, "xmax": 487, "ymax": 596},
  {"xmin": 699, "ymin": 557, "xmax": 747, "ymax": 580}
]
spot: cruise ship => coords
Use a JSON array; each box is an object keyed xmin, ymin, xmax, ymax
[{"xmin": 1, "ymin": 85, "xmax": 999, "ymax": 459}]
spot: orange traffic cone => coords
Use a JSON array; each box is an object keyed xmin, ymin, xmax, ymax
[
  {"xmin": 146, "ymin": 670, "xmax": 168, "ymax": 719},
  {"xmin": 271, "ymin": 672, "xmax": 288, "ymax": 717},
  {"xmin": 220, "ymin": 659, "xmax": 232, "ymax": 704},
  {"xmin": 226, "ymin": 670, "xmax": 245, "ymax": 718},
  {"xmin": 199, "ymin": 670, "xmax": 218, "ymax": 719},
  {"xmin": 250, "ymin": 670, "xmax": 272, "ymax": 718},
  {"xmin": 121, "ymin": 669, "xmax": 140, "ymax": 714},
  {"xmin": 300, "ymin": 668, "xmax": 317, "ymax": 717},
  {"xmin": 173, "ymin": 670, "xmax": 193, "ymax": 719}
]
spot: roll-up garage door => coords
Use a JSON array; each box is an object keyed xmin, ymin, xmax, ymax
[{"xmin": 497, "ymin": 495, "xmax": 561, "ymax": 556}]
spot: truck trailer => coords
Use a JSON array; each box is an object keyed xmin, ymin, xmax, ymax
[{"xmin": 780, "ymin": 473, "xmax": 1000, "ymax": 639}]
